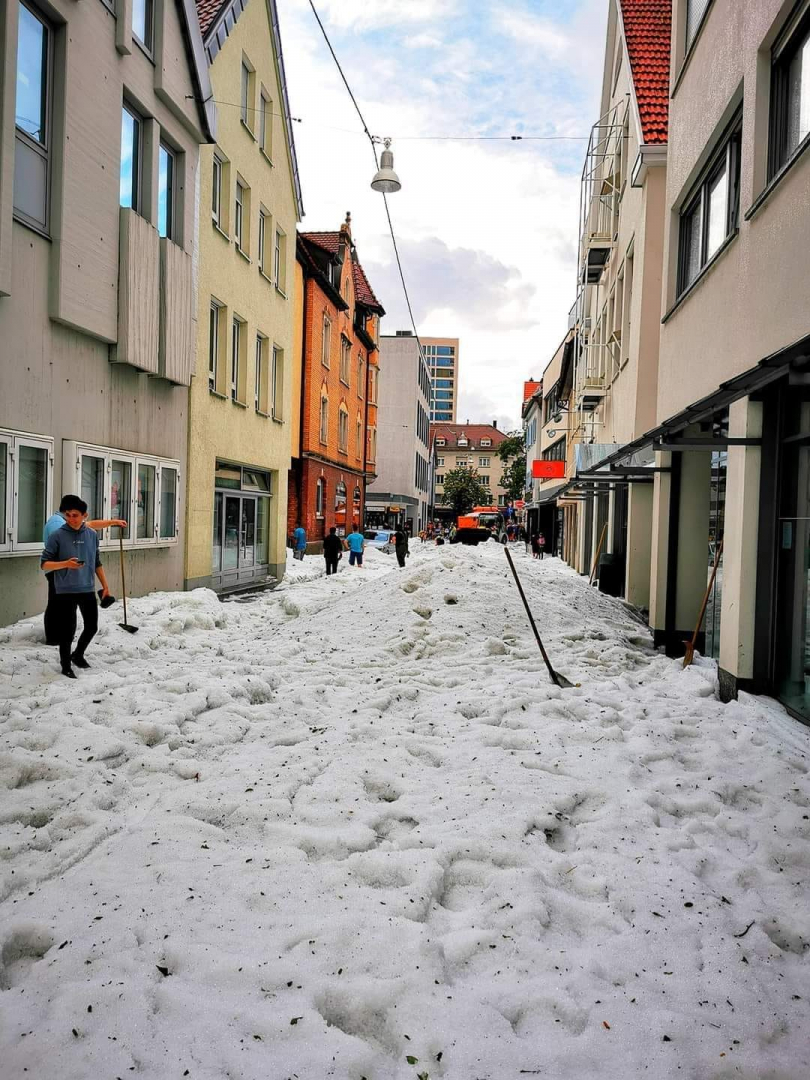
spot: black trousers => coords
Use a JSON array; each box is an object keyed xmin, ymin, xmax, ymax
[
  {"xmin": 44, "ymin": 572, "xmax": 58, "ymax": 644},
  {"xmin": 396, "ymin": 550, "xmax": 407, "ymax": 567},
  {"xmin": 325, "ymin": 556, "xmax": 339, "ymax": 576},
  {"xmin": 55, "ymin": 592, "xmax": 98, "ymax": 670}
]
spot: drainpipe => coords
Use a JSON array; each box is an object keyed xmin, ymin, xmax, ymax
[{"xmin": 361, "ymin": 338, "xmax": 371, "ymax": 527}]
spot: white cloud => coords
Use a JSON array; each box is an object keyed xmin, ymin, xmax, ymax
[{"xmin": 280, "ymin": 0, "xmax": 607, "ymax": 430}]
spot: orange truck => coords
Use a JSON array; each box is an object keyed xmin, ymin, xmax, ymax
[{"xmin": 453, "ymin": 506, "xmax": 507, "ymax": 546}]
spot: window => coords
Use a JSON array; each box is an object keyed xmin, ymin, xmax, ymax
[
  {"xmin": 435, "ymin": 438, "xmax": 445, "ymax": 447},
  {"xmin": 258, "ymin": 209, "xmax": 267, "ymax": 275},
  {"xmin": 316, "ymin": 478, "xmax": 325, "ymax": 517},
  {"xmin": 358, "ymin": 355, "xmax": 365, "ymax": 398},
  {"xmin": 458, "ymin": 436, "xmax": 468, "ymax": 446},
  {"xmin": 435, "ymin": 379, "xmax": 453, "ymax": 388},
  {"xmin": 132, "ymin": 0, "xmax": 154, "ymax": 49},
  {"xmin": 322, "ymin": 316, "xmax": 332, "ymax": 367},
  {"xmin": 81, "ymin": 452, "xmax": 105, "ymax": 525},
  {"xmin": 260, "ymin": 92, "xmax": 272, "ymax": 157},
  {"xmin": 434, "ymin": 390, "xmax": 453, "ymax": 400},
  {"xmin": 436, "ymin": 456, "xmax": 444, "ymax": 467},
  {"xmin": 435, "ymin": 474, "xmax": 444, "ymax": 486},
  {"xmin": 158, "ymin": 143, "xmax": 175, "ymax": 240},
  {"xmin": 770, "ymin": 7, "xmax": 810, "ymax": 176},
  {"xmin": 271, "ymin": 345, "xmax": 283, "ymax": 420},
  {"xmin": 480, "ymin": 438, "xmax": 491, "ymax": 447},
  {"xmin": 255, "ymin": 334, "xmax": 266, "ymax": 412},
  {"xmin": 159, "ymin": 468, "xmax": 177, "ymax": 539},
  {"xmin": 368, "ymin": 366, "xmax": 378, "ymax": 404},
  {"xmin": 209, "ymin": 301, "xmax": 222, "ymax": 392},
  {"xmin": 368, "ymin": 427, "xmax": 377, "ymax": 463},
  {"xmin": 14, "ymin": 1, "xmax": 51, "ymax": 232},
  {"xmin": 479, "ymin": 475, "xmax": 490, "ymax": 487},
  {"xmin": 543, "ymin": 438, "xmax": 567, "ymax": 462},
  {"xmin": 479, "ymin": 456, "xmax": 490, "ymax": 467},
  {"xmin": 241, "ymin": 62, "xmax": 252, "ymax": 129},
  {"xmin": 274, "ymin": 228, "xmax": 286, "ymax": 292},
  {"xmin": 0, "ymin": 429, "xmax": 53, "ymax": 554},
  {"xmin": 120, "ymin": 105, "xmax": 142, "ymax": 213},
  {"xmin": 338, "ymin": 405, "xmax": 349, "ymax": 453},
  {"xmin": 356, "ymin": 414, "xmax": 363, "ymax": 458},
  {"xmin": 212, "ymin": 155, "xmax": 223, "ymax": 227},
  {"xmin": 231, "ymin": 318, "xmax": 243, "ymax": 402},
  {"xmin": 435, "ymin": 356, "xmax": 454, "ymax": 367},
  {"xmin": 677, "ymin": 115, "xmax": 741, "ymax": 294},
  {"xmin": 436, "ymin": 346, "xmax": 454, "ymax": 356},
  {"xmin": 110, "ymin": 459, "xmax": 132, "ymax": 540},
  {"xmin": 340, "ymin": 336, "xmax": 351, "ymax": 384},
  {"xmin": 320, "ymin": 392, "xmax": 329, "ymax": 443},
  {"xmin": 235, "ymin": 181, "xmax": 245, "ymax": 251}
]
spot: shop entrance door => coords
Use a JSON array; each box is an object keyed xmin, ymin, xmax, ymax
[{"xmin": 774, "ymin": 394, "xmax": 810, "ymax": 721}]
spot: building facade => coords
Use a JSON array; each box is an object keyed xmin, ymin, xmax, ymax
[
  {"xmin": 422, "ymin": 336, "xmax": 459, "ymax": 422},
  {"xmin": 185, "ymin": 0, "xmax": 302, "ymax": 594},
  {"xmin": 288, "ymin": 219, "xmax": 384, "ymax": 547},
  {"xmin": 367, "ymin": 331, "xmax": 431, "ymax": 533},
  {"xmin": 431, "ymin": 422, "xmax": 509, "ymax": 521},
  {"xmin": 0, "ymin": 0, "xmax": 214, "ymax": 626}
]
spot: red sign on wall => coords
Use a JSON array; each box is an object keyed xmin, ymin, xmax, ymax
[{"xmin": 532, "ymin": 460, "xmax": 566, "ymax": 479}]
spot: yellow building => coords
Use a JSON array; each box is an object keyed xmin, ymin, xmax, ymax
[{"xmin": 185, "ymin": 0, "xmax": 303, "ymax": 592}]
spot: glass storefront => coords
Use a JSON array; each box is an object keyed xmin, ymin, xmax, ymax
[
  {"xmin": 705, "ymin": 445, "xmax": 727, "ymax": 660},
  {"xmin": 211, "ymin": 460, "xmax": 272, "ymax": 590},
  {"xmin": 774, "ymin": 392, "xmax": 810, "ymax": 721}
]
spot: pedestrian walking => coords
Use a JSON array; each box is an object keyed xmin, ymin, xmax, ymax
[
  {"xmin": 323, "ymin": 526, "xmax": 343, "ymax": 576},
  {"xmin": 41, "ymin": 495, "xmax": 112, "ymax": 678},
  {"xmin": 292, "ymin": 522, "xmax": 307, "ymax": 561},
  {"xmin": 42, "ymin": 499, "xmax": 125, "ymax": 645},
  {"xmin": 393, "ymin": 526, "xmax": 409, "ymax": 568},
  {"xmin": 537, "ymin": 531, "xmax": 546, "ymax": 560},
  {"xmin": 346, "ymin": 524, "xmax": 365, "ymax": 567},
  {"xmin": 530, "ymin": 532, "xmax": 541, "ymax": 559}
]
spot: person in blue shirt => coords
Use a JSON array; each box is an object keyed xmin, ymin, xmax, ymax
[
  {"xmin": 41, "ymin": 495, "xmax": 115, "ymax": 678},
  {"xmin": 292, "ymin": 522, "xmax": 307, "ymax": 561},
  {"xmin": 346, "ymin": 525, "xmax": 365, "ymax": 567},
  {"xmin": 42, "ymin": 499, "xmax": 125, "ymax": 645}
]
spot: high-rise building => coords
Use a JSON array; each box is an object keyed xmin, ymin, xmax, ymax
[{"xmin": 421, "ymin": 336, "xmax": 459, "ymax": 422}]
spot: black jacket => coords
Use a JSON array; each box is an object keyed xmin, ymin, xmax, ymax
[{"xmin": 323, "ymin": 534, "xmax": 343, "ymax": 558}]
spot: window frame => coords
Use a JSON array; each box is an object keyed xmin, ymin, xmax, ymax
[
  {"xmin": 319, "ymin": 392, "xmax": 329, "ymax": 445},
  {"xmin": 234, "ymin": 179, "xmax": 246, "ymax": 253},
  {"xmin": 769, "ymin": 4, "xmax": 810, "ymax": 178},
  {"xmin": 338, "ymin": 403, "xmax": 349, "ymax": 454},
  {"xmin": 677, "ymin": 112, "xmax": 742, "ymax": 298},
  {"xmin": 322, "ymin": 315, "xmax": 332, "ymax": 368},
  {"xmin": 259, "ymin": 90, "xmax": 272, "ymax": 159},
  {"xmin": 14, "ymin": 0, "xmax": 52, "ymax": 235},
  {"xmin": 132, "ymin": 0, "xmax": 154, "ymax": 53},
  {"xmin": 157, "ymin": 141, "xmax": 176, "ymax": 241},
  {"xmin": 274, "ymin": 227, "xmax": 286, "ymax": 293},
  {"xmin": 340, "ymin": 335, "xmax": 351, "ymax": 385},
  {"xmin": 240, "ymin": 60, "xmax": 254, "ymax": 133},
  {"xmin": 258, "ymin": 208, "xmax": 268, "ymax": 277},
  {"xmin": 120, "ymin": 102, "xmax": 143, "ymax": 216},
  {"xmin": 61, "ymin": 440, "xmax": 179, "ymax": 550},
  {"xmin": 271, "ymin": 344, "xmax": 283, "ymax": 421},
  {"xmin": 231, "ymin": 316, "xmax": 244, "ymax": 403},
  {"xmin": 0, "ymin": 428, "xmax": 53, "ymax": 555},
  {"xmin": 255, "ymin": 333, "xmax": 267, "ymax": 413},
  {"xmin": 316, "ymin": 477, "xmax": 325, "ymax": 518},
  {"xmin": 212, "ymin": 153, "xmax": 223, "ymax": 228},
  {"xmin": 209, "ymin": 300, "xmax": 223, "ymax": 393}
]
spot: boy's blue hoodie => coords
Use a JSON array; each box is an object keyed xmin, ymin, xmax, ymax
[{"xmin": 41, "ymin": 524, "xmax": 101, "ymax": 594}]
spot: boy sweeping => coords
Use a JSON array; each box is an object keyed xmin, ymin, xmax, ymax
[{"xmin": 41, "ymin": 495, "xmax": 113, "ymax": 678}]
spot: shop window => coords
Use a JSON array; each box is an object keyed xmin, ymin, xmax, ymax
[
  {"xmin": 14, "ymin": 1, "xmax": 51, "ymax": 233},
  {"xmin": 677, "ymin": 113, "xmax": 742, "ymax": 295},
  {"xmin": 0, "ymin": 428, "xmax": 52, "ymax": 553},
  {"xmin": 770, "ymin": 4, "xmax": 810, "ymax": 177}
]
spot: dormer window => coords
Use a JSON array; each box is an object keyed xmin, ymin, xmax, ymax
[
  {"xmin": 480, "ymin": 438, "xmax": 491, "ymax": 447},
  {"xmin": 458, "ymin": 436, "xmax": 468, "ymax": 446},
  {"xmin": 436, "ymin": 437, "xmax": 445, "ymax": 447}
]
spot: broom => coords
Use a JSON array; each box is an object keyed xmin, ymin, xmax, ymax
[{"xmin": 683, "ymin": 539, "xmax": 723, "ymax": 668}]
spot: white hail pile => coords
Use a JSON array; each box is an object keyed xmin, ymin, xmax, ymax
[{"xmin": 0, "ymin": 541, "xmax": 808, "ymax": 1080}]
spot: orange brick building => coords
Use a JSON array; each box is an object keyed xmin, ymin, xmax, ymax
[{"xmin": 288, "ymin": 217, "xmax": 384, "ymax": 545}]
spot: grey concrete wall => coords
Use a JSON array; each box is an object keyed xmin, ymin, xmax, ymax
[{"xmin": 0, "ymin": 0, "xmax": 209, "ymax": 626}]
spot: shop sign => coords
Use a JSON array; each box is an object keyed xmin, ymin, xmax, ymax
[{"xmin": 532, "ymin": 460, "xmax": 566, "ymax": 479}]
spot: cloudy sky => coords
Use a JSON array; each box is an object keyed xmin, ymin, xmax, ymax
[{"xmin": 280, "ymin": 0, "xmax": 608, "ymax": 431}]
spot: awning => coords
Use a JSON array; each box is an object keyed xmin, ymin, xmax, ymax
[
  {"xmin": 575, "ymin": 331, "xmax": 809, "ymax": 476},
  {"xmin": 536, "ymin": 482, "xmax": 568, "ymax": 505}
]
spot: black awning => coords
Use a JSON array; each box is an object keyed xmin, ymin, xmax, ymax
[{"xmin": 575, "ymin": 331, "xmax": 810, "ymax": 477}]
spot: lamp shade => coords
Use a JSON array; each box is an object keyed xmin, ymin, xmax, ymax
[{"xmin": 371, "ymin": 147, "xmax": 401, "ymax": 193}]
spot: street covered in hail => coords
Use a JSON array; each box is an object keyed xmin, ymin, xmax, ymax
[{"xmin": 0, "ymin": 541, "xmax": 808, "ymax": 1080}]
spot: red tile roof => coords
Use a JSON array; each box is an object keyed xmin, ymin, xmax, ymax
[
  {"xmin": 431, "ymin": 423, "xmax": 508, "ymax": 449},
  {"xmin": 523, "ymin": 380, "xmax": 542, "ymax": 403},
  {"xmin": 619, "ymin": 0, "xmax": 671, "ymax": 145},
  {"xmin": 300, "ymin": 230, "xmax": 385, "ymax": 313},
  {"xmin": 195, "ymin": 0, "xmax": 226, "ymax": 38}
]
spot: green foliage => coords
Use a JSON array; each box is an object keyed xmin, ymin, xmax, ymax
[
  {"xmin": 440, "ymin": 467, "xmax": 490, "ymax": 515},
  {"xmin": 501, "ymin": 455, "xmax": 528, "ymax": 501},
  {"xmin": 497, "ymin": 431, "xmax": 525, "ymax": 462}
]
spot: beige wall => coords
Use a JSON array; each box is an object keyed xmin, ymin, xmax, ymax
[
  {"xmin": 658, "ymin": 0, "xmax": 810, "ymax": 421},
  {"xmin": 185, "ymin": 0, "xmax": 299, "ymax": 589},
  {"xmin": 0, "ymin": 0, "xmax": 209, "ymax": 625}
]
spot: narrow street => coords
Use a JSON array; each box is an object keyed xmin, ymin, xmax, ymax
[{"xmin": 1, "ymin": 544, "xmax": 808, "ymax": 1079}]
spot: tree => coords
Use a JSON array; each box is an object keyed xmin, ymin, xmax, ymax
[
  {"xmin": 501, "ymin": 455, "xmax": 529, "ymax": 502},
  {"xmin": 441, "ymin": 468, "xmax": 490, "ymax": 516},
  {"xmin": 497, "ymin": 431, "xmax": 527, "ymax": 503}
]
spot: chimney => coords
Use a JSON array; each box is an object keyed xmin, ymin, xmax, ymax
[
  {"xmin": 492, "ymin": 420, "xmax": 497, "ymax": 428},
  {"xmin": 340, "ymin": 211, "xmax": 352, "ymax": 237}
]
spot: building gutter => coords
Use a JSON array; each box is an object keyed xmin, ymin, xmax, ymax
[{"xmin": 631, "ymin": 143, "xmax": 667, "ymax": 188}]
